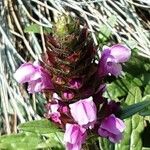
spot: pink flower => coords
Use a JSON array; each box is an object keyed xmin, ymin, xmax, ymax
[
  {"xmin": 98, "ymin": 114, "xmax": 126, "ymax": 143},
  {"xmin": 46, "ymin": 103, "xmax": 61, "ymax": 124},
  {"xmin": 64, "ymin": 123, "xmax": 87, "ymax": 150},
  {"xmin": 69, "ymin": 97, "xmax": 97, "ymax": 129},
  {"xmin": 45, "ymin": 93, "xmax": 70, "ymax": 124},
  {"xmin": 14, "ymin": 61, "xmax": 54, "ymax": 93},
  {"xmin": 98, "ymin": 44, "xmax": 131, "ymax": 77}
]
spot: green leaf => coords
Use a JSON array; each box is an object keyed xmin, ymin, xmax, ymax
[
  {"xmin": 0, "ymin": 132, "xmax": 64, "ymax": 150},
  {"xmin": 99, "ymin": 138, "xmax": 114, "ymax": 150},
  {"xmin": 142, "ymin": 148, "xmax": 150, "ymax": 150},
  {"xmin": 18, "ymin": 119, "xmax": 60, "ymax": 134},
  {"xmin": 123, "ymin": 52, "xmax": 150, "ymax": 78},
  {"xmin": 103, "ymin": 73, "xmax": 142, "ymax": 99},
  {"xmin": 120, "ymin": 101, "xmax": 150, "ymax": 119},
  {"xmin": 0, "ymin": 133, "xmax": 43, "ymax": 150},
  {"xmin": 140, "ymin": 110, "xmax": 150, "ymax": 116},
  {"xmin": 104, "ymin": 77, "xmax": 130, "ymax": 99},
  {"xmin": 120, "ymin": 100, "xmax": 150, "ymax": 119},
  {"xmin": 0, "ymin": 119, "xmax": 64, "ymax": 150},
  {"xmin": 139, "ymin": 95, "xmax": 150, "ymax": 116},
  {"xmin": 24, "ymin": 24, "xmax": 51, "ymax": 33},
  {"xmin": 98, "ymin": 15, "xmax": 117, "ymax": 43},
  {"xmin": 144, "ymin": 85, "xmax": 150, "ymax": 96},
  {"xmin": 115, "ymin": 87, "xmax": 144, "ymax": 150},
  {"xmin": 38, "ymin": 132, "xmax": 65, "ymax": 150}
]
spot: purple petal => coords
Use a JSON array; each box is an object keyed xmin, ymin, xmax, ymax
[
  {"xmin": 98, "ymin": 128, "xmax": 109, "ymax": 137},
  {"xmin": 28, "ymin": 79, "xmax": 42, "ymax": 93},
  {"xmin": 14, "ymin": 63, "xmax": 36, "ymax": 83},
  {"xmin": 109, "ymin": 44, "xmax": 131, "ymax": 63},
  {"xmin": 98, "ymin": 54, "xmax": 122, "ymax": 77},
  {"xmin": 109, "ymin": 133, "xmax": 123, "ymax": 143},
  {"xmin": 107, "ymin": 62, "xmax": 122, "ymax": 76},
  {"xmin": 64, "ymin": 124, "xmax": 78, "ymax": 144},
  {"xmin": 66, "ymin": 143, "xmax": 81, "ymax": 150},
  {"xmin": 40, "ymin": 69, "xmax": 54, "ymax": 90},
  {"xmin": 14, "ymin": 61, "xmax": 54, "ymax": 93},
  {"xmin": 69, "ymin": 97, "xmax": 97, "ymax": 128},
  {"xmin": 45, "ymin": 102, "xmax": 61, "ymax": 124},
  {"xmin": 98, "ymin": 44, "xmax": 131, "ymax": 77},
  {"xmin": 50, "ymin": 113, "xmax": 61, "ymax": 124},
  {"xmin": 52, "ymin": 93, "xmax": 62, "ymax": 101},
  {"xmin": 27, "ymin": 70, "xmax": 54, "ymax": 93},
  {"xmin": 95, "ymin": 84, "xmax": 106, "ymax": 94},
  {"xmin": 101, "ymin": 114, "xmax": 126, "ymax": 135},
  {"xmin": 64, "ymin": 123, "xmax": 86, "ymax": 144}
]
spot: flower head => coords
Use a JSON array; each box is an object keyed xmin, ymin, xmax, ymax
[
  {"xmin": 98, "ymin": 44, "xmax": 131, "ymax": 77},
  {"xmin": 98, "ymin": 114, "xmax": 126, "ymax": 143},
  {"xmin": 14, "ymin": 61, "xmax": 54, "ymax": 93},
  {"xmin": 64, "ymin": 123, "xmax": 87, "ymax": 150},
  {"xmin": 69, "ymin": 97, "xmax": 97, "ymax": 129}
]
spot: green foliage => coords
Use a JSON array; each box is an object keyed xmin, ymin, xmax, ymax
[
  {"xmin": 99, "ymin": 138, "xmax": 114, "ymax": 150},
  {"xmin": 100, "ymin": 87, "xmax": 147, "ymax": 150},
  {"xmin": 0, "ymin": 120, "xmax": 64, "ymax": 150},
  {"xmin": 18, "ymin": 119, "xmax": 60, "ymax": 134},
  {"xmin": 123, "ymin": 52, "xmax": 150, "ymax": 78},
  {"xmin": 144, "ymin": 85, "xmax": 150, "ymax": 96},
  {"xmin": 24, "ymin": 24, "xmax": 52, "ymax": 33},
  {"xmin": 98, "ymin": 15, "xmax": 117, "ymax": 44},
  {"xmin": 104, "ymin": 73, "xmax": 143, "ymax": 99},
  {"xmin": 139, "ymin": 95, "xmax": 150, "ymax": 116},
  {"xmin": 0, "ymin": 133, "xmax": 44, "ymax": 150},
  {"xmin": 120, "ymin": 97, "xmax": 150, "ymax": 119},
  {"xmin": 104, "ymin": 51, "xmax": 150, "ymax": 100},
  {"xmin": 142, "ymin": 148, "xmax": 150, "ymax": 150},
  {"xmin": 115, "ymin": 87, "xmax": 144, "ymax": 150}
]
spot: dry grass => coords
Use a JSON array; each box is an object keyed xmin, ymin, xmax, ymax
[{"xmin": 0, "ymin": 0, "xmax": 150, "ymax": 134}]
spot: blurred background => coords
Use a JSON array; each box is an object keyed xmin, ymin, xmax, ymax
[{"xmin": 0, "ymin": 1, "xmax": 150, "ymax": 147}]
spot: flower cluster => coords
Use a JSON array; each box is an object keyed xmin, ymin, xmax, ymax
[{"xmin": 14, "ymin": 44, "xmax": 130, "ymax": 150}]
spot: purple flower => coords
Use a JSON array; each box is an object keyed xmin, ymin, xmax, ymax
[
  {"xmin": 64, "ymin": 123, "xmax": 87, "ymax": 150},
  {"xmin": 69, "ymin": 97, "xmax": 97, "ymax": 129},
  {"xmin": 98, "ymin": 44, "xmax": 131, "ymax": 77},
  {"xmin": 98, "ymin": 114, "xmax": 126, "ymax": 143},
  {"xmin": 45, "ymin": 93, "xmax": 71, "ymax": 124},
  {"xmin": 46, "ymin": 102, "xmax": 61, "ymax": 124},
  {"xmin": 14, "ymin": 61, "xmax": 54, "ymax": 93}
]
